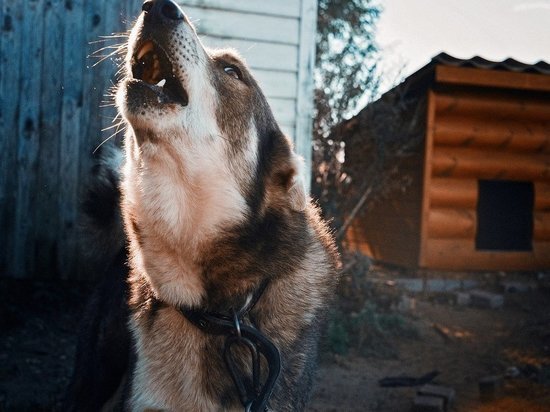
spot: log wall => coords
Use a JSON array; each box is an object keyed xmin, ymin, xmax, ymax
[
  {"xmin": 420, "ymin": 84, "xmax": 550, "ymax": 270},
  {"xmin": 348, "ymin": 150, "xmax": 425, "ymax": 268}
]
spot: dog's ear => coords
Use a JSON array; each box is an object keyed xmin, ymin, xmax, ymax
[
  {"xmin": 284, "ymin": 154, "xmax": 307, "ymax": 212},
  {"xmin": 267, "ymin": 136, "xmax": 307, "ymax": 212}
]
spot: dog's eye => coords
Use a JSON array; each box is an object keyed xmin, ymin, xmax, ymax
[{"xmin": 224, "ymin": 66, "xmax": 242, "ymax": 80}]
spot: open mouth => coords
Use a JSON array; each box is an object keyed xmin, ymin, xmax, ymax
[{"xmin": 131, "ymin": 40, "xmax": 189, "ymax": 106}]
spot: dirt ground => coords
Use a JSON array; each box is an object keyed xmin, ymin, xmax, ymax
[
  {"xmin": 1, "ymin": 272, "xmax": 549, "ymax": 411},
  {"xmin": 308, "ymin": 270, "xmax": 550, "ymax": 412}
]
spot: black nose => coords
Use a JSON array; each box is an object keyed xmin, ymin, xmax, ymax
[{"xmin": 142, "ymin": 0, "xmax": 185, "ymax": 22}]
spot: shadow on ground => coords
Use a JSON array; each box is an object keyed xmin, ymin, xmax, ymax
[{"xmin": 1, "ymin": 272, "xmax": 549, "ymax": 411}]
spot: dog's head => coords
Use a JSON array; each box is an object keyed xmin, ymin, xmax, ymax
[{"xmin": 117, "ymin": 0, "xmax": 306, "ymax": 272}]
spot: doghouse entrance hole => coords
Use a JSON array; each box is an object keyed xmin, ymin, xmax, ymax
[{"xmin": 476, "ymin": 180, "xmax": 534, "ymax": 251}]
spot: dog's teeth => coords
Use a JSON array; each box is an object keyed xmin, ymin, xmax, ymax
[
  {"xmin": 137, "ymin": 41, "xmax": 154, "ymax": 60},
  {"xmin": 157, "ymin": 79, "xmax": 166, "ymax": 87}
]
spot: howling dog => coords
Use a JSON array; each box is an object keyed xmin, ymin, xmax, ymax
[{"xmin": 66, "ymin": 0, "xmax": 339, "ymax": 410}]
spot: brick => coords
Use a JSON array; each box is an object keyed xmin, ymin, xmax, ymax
[
  {"xmin": 413, "ymin": 395, "xmax": 445, "ymax": 412},
  {"xmin": 418, "ymin": 384, "xmax": 455, "ymax": 411},
  {"xmin": 469, "ymin": 290, "xmax": 504, "ymax": 309},
  {"xmin": 479, "ymin": 375, "xmax": 503, "ymax": 401}
]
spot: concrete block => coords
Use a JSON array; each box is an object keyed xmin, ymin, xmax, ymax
[
  {"xmin": 501, "ymin": 280, "xmax": 536, "ymax": 293},
  {"xmin": 505, "ymin": 366, "xmax": 520, "ymax": 378},
  {"xmin": 455, "ymin": 292, "xmax": 470, "ymax": 306},
  {"xmin": 396, "ymin": 278, "xmax": 479, "ymax": 294},
  {"xmin": 418, "ymin": 384, "xmax": 455, "ymax": 411},
  {"xmin": 413, "ymin": 394, "xmax": 445, "ymax": 412},
  {"xmin": 469, "ymin": 290, "xmax": 504, "ymax": 309},
  {"xmin": 397, "ymin": 295, "xmax": 416, "ymax": 313}
]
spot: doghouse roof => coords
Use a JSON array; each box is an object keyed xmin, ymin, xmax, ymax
[
  {"xmin": 391, "ymin": 52, "xmax": 550, "ymax": 99},
  {"xmin": 337, "ymin": 53, "xmax": 550, "ymax": 136}
]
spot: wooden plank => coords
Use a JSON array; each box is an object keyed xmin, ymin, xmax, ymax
[
  {"xmin": 427, "ymin": 208, "xmax": 476, "ymax": 239},
  {"xmin": 179, "ymin": 0, "xmax": 301, "ymax": 18},
  {"xmin": 13, "ymin": 0, "xmax": 45, "ymax": 277},
  {"xmin": 351, "ymin": 213, "xmax": 420, "ymax": 241},
  {"xmin": 534, "ymin": 212, "xmax": 550, "ymax": 241},
  {"xmin": 99, "ymin": 1, "xmax": 126, "ymax": 147},
  {"xmin": 200, "ymin": 35, "xmax": 298, "ymax": 72},
  {"xmin": 434, "ymin": 91, "xmax": 550, "ymax": 121},
  {"xmin": 431, "ymin": 179, "xmax": 550, "ymax": 211},
  {"xmin": 280, "ymin": 124, "xmax": 296, "ymax": 140},
  {"xmin": 419, "ymin": 91, "xmax": 437, "ymax": 267},
  {"xmin": 58, "ymin": 0, "xmax": 87, "ymax": 279},
  {"xmin": 433, "ymin": 114, "xmax": 550, "ymax": 153},
  {"xmin": 81, "ymin": 0, "xmax": 109, "ymax": 279},
  {"xmin": 423, "ymin": 238, "xmax": 550, "ymax": 271},
  {"xmin": 432, "ymin": 147, "xmax": 550, "ymax": 181},
  {"xmin": 0, "ymin": 0, "xmax": 23, "ymax": 276},
  {"xmin": 123, "ymin": 0, "xmax": 141, "ymax": 26},
  {"xmin": 35, "ymin": 0, "xmax": 64, "ymax": 278},
  {"xmin": 184, "ymin": 6, "xmax": 299, "ymax": 45},
  {"xmin": 350, "ymin": 214, "xmax": 418, "ymax": 244},
  {"xmin": 294, "ymin": 0, "xmax": 318, "ymax": 192},
  {"xmin": 74, "ymin": 0, "xmax": 128, "ymax": 279},
  {"xmin": 81, "ymin": 0, "xmax": 110, "ymax": 153},
  {"xmin": 347, "ymin": 148, "xmax": 425, "ymax": 268},
  {"xmin": 360, "ymin": 205, "xmax": 421, "ymax": 223},
  {"xmin": 430, "ymin": 177, "xmax": 477, "ymax": 208},
  {"xmin": 0, "ymin": 0, "xmax": 4, "ymax": 273},
  {"xmin": 436, "ymin": 65, "xmax": 550, "ymax": 93},
  {"xmin": 348, "ymin": 228, "xmax": 420, "ymax": 268},
  {"xmin": 535, "ymin": 182, "xmax": 550, "ymax": 211},
  {"xmin": 267, "ymin": 97, "xmax": 296, "ymax": 129},
  {"xmin": 253, "ymin": 69, "xmax": 297, "ymax": 99}
]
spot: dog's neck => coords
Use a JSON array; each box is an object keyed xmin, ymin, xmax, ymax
[{"xmin": 122, "ymin": 133, "xmax": 256, "ymax": 308}]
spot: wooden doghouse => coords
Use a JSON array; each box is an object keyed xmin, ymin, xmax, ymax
[{"xmin": 344, "ymin": 53, "xmax": 550, "ymax": 271}]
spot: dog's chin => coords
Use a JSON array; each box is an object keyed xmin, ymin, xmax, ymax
[
  {"xmin": 127, "ymin": 78, "xmax": 188, "ymax": 107},
  {"xmin": 117, "ymin": 78, "xmax": 187, "ymax": 137}
]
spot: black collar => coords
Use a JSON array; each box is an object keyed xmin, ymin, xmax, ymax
[
  {"xmin": 179, "ymin": 279, "xmax": 269, "ymax": 334},
  {"xmin": 178, "ymin": 280, "xmax": 280, "ymax": 412}
]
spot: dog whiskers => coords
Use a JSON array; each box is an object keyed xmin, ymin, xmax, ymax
[
  {"xmin": 91, "ymin": 48, "xmax": 127, "ymax": 67},
  {"xmin": 89, "ymin": 34, "xmax": 128, "ymax": 68},
  {"xmin": 94, "ymin": 122, "xmax": 126, "ymax": 154}
]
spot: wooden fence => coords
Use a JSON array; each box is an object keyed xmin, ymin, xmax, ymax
[{"xmin": 0, "ymin": 0, "xmax": 140, "ymax": 279}]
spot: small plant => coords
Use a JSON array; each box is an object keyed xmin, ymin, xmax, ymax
[
  {"xmin": 326, "ymin": 309, "xmax": 350, "ymax": 355},
  {"xmin": 324, "ymin": 300, "xmax": 418, "ymax": 358}
]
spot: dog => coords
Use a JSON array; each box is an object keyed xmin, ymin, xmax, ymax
[{"xmin": 65, "ymin": 0, "xmax": 339, "ymax": 410}]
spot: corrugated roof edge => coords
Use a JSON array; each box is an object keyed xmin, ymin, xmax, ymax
[
  {"xmin": 335, "ymin": 53, "xmax": 550, "ymax": 135},
  {"xmin": 432, "ymin": 52, "xmax": 550, "ymax": 75}
]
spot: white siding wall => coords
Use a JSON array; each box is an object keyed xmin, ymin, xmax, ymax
[{"xmin": 178, "ymin": 0, "xmax": 317, "ymax": 188}]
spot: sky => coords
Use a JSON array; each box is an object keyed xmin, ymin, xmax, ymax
[{"xmin": 376, "ymin": 0, "xmax": 550, "ymax": 93}]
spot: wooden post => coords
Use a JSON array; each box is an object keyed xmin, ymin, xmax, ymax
[
  {"xmin": 295, "ymin": 0, "xmax": 318, "ymax": 193},
  {"xmin": 419, "ymin": 91, "xmax": 437, "ymax": 267}
]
